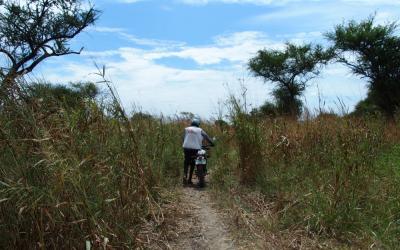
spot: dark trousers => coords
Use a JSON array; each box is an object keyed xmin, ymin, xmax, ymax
[{"xmin": 183, "ymin": 148, "xmax": 198, "ymax": 182}]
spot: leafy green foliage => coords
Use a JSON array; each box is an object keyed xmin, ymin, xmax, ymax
[
  {"xmin": 249, "ymin": 43, "xmax": 332, "ymax": 117},
  {"xmin": 0, "ymin": 0, "xmax": 98, "ymax": 84},
  {"xmin": 351, "ymin": 95, "xmax": 381, "ymax": 117},
  {"xmin": 327, "ymin": 16, "xmax": 400, "ymax": 117},
  {"xmin": 250, "ymin": 101, "xmax": 278, "ymax": 118},
  {"xmin": 25, "ymin": 82, "xmax": 99, "ymax": 110}
]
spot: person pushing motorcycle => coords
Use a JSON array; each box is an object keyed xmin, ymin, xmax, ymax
[{"xmin": 182, "ymin": 117, "xmax": 214, "ymax": 185}]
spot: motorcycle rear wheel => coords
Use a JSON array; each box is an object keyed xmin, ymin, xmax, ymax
[{"xmin": 196, "ymin": 164, "xmax": 205, "ymax": 188}]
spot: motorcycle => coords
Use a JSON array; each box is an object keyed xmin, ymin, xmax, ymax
[{"xmin": 194, "ymin": 145, "xmax": 211, "ymax": 188}]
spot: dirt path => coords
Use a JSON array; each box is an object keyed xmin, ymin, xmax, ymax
[{"xmin": 170, "ymin": 184, "xmax": 238, "ymax": 250}]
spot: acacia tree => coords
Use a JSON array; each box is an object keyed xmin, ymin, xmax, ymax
[
  {"xmin": 0, "ymin": 0, "xmax": 98, "ymax": 91},
  {"xmin": 326, "ymin": 16, "xmax": 400, "ymax": 117},
  {"xmin": 249, "ymin": 43, "xmax": 332, "ymax": 117}
]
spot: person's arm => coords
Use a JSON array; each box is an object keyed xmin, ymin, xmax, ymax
[{"xmin": 201, "ymin": 130, "xmax": 214, "ymax": 146}]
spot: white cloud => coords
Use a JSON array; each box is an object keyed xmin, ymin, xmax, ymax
[
  {"xmin": 304, "ymin": 63, "xmax": 367, "ymax": 114},
  {"xmin": 375, "ymin": 11, "xmax": 400, "ymax": 25},
  {"xmin": 276, "ymin": 31, "xmax": 324, "ymax": 45},
  {"xmin": 78, "ymin": 54, "xmax": 263, "ymax": 117},
  {"xmin": 90, "ymin": 27, "xmax": 126, "ymax": 33},
  {"xmin": 112, "ymin": 0, "xmax": 400, "ymax": 6},
  {"xmin": 38, "ymin": 31, "xmax": 281, "ymax": 117},
  {"xmin": 245, "ymin": 0, "xmax": 400, "ymax": 44},
  {"xmin": 177, "ymin": 0, "xmax": 400, "ymax": 5},
  {"xmin": 116, "ymin": 0, "xmax": 145, "ymax": 3},
  {"xmin": 249, "ymin": 7, "xmax": 318, "ymax": 23},
  {"xmin": 90, "ymin": 26, "xmax": 185, "ymax": 48},
  {"xmin": 145, "ymin": 31, "xmax": 284, "ymax": 65},
  {"xmin": 38, "ymin": 30, "xmax": 368, "ymax": 118},
  {"xmin": 176, "ymin": 0, "xmax": 305, "ymax": 6},
  {"xmin": 341, "ymin": 0, "xmax": 400, "ymax": 5}
]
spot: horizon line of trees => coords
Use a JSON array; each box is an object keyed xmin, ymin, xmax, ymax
[{"xmin": 249, "ymin": 15, "xmax": 400, "ymax": 119}]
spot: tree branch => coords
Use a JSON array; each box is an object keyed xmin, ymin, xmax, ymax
[
  {"xmin": 17, "ymin": 47, "xmax": 83, "ymax": 75},
  {"xmin": 10, "ymin": 4, "xmax": 94, "ymax": 71},
  {"xmin": 0, "ymin": 1, "xmax": 98, "ymax": 82}
]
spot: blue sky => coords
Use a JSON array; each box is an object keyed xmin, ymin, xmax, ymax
[{"xmin": 35, "ymin": 0, "xmax": 400, "ymax": 118}]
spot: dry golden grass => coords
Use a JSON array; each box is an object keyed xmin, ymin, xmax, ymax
[
  {"xmin": 210, "ymin": 98, "xmax": 400, "ymax": 248},
  {"xmin": 0, "ymin": 81, "xmax": 183, "ymax": 248}
]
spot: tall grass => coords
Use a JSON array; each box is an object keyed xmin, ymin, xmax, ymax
[
  {"xmin": 211, "ymin": 93, "xmax": 400, "ymax": 248},
  {"xmin": 3, "ymin": 75, "xmax": 399, "ymax": 248},
  {"xmin": 0, "ymin": 79, "xmax": 182, "ymax": 248},
  {"xmin": 228, "ymin": 93, "xmax": 264, "ymax": 185}
]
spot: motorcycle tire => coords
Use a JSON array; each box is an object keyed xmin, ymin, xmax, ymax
[{"xmin": 196, "ymin": 164, "xmax": 205, "ymax": 188}]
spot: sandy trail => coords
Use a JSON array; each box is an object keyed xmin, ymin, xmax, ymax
[{"xmin": 170, "ymin": 183, "xmax": 237, "ymax": 250}]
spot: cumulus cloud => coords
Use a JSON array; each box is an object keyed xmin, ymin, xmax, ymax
[
  {"xmin": 116, "ymin": 0, "xmax": 146, "ymax": 3},
  {"xmin": 39, "ymin": 32, "xmax": 277, "ymax": 117},
  {"xmin": 245, "ymin": 0, "xmax": 400, "ymax": 40},
  {"xmin": 144, "ymin": 31, "xmax": 283, "ymax": 65},
  {"xmin": 38, "ymin": 29, "xmax": 368, "ymax": 117},
  {"xmin": 176, "ymin": 0, "xmax": 305, "ymax": 5},
  {"xmin": 90, "ymin": 26, "xmax": 185, "ymax": 48},
  {"xmin": 341, "ymin": 0, "xmax": 400, "ymax": 5},
  {"xmin": 177, "ymin": 0, "xmax": 400, "ymax": 5},
  {"xmin": 113, "ymin": 0, "xmax": 400, "ymax": 5}
]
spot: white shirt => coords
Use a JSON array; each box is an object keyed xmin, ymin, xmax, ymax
[{"xmin": 182, "ymin": 126, "xmax": 206, "ymax": 150}]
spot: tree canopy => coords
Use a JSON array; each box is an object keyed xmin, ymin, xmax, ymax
[
  {"xmin": 249, "ymin": 43, "xmax": 332, "ymax": 117},
  {"xmin": 326, "ymin": 16, "xmax": 400, "ymax": 117},
  {"xmin": 0, "ymin": 0, "xmax": 98, "ymax": 89}
]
